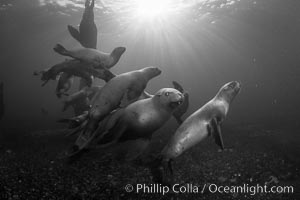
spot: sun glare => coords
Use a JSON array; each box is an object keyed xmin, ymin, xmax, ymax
[{"xmin": 133, "ymin": 0, "xmax": 173, "ymax": 21}]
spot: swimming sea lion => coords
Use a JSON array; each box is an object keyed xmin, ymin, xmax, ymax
[
  {"xmin": 53, "ymin": 44, "xmax": 126, "ymax": 69},
  {"xmin": 153, "ymin": 81, "xmax": 241, "ymax": 183},
  {"xmin": 68, "ymin": 67, "xmax": 162, "ymax": 155},
  {"xmin": 56, "ymin": 72, "xmax": 74, "ymax": 98},
  {"xmin": 34, "ymin": 59, "xmax": 115, "ymax": 86},
  {"xmin": 68, "ymin": 0, "xmax": 97, "ymax": 49},
  {"xmin": 93, "ymin": 88, "xmax": 184, "ymax": 159}
]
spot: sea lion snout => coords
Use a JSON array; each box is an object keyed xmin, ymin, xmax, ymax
[
  {"xmin": 171, "ymin": 92, "xmax": 184, "ymax": 104},
  {"xmin": 229, "ymin": 81, "xmax": 242, "ymax": 94},
  {"xmin": 222, "ymin": 81, "xmax": 241, "ymax": 93},
  {"xmin": 229, "ymin": 81, "xmax": 241, "ymax": 89},
  {"xmin": 144, "ymin": 66, "xmax": 162, "ymax": 76}
]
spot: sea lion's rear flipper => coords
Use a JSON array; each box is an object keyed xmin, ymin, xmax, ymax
[
  {"xmin": 148, "ymin": 156, "xmax": 174, "ymax": 185},
  {"xmin": 208, "ymin": 118, "xmax": 224, "ymax": 150},
  {"xmin": 90, "ymin": 0, "xmax": 95, "ymax": 8},
  {"xmin": 67, "ymin": 25, "xmax": 82, "ymax": 44}
]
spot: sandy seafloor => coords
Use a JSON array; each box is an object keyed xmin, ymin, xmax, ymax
[{"xmin": 0, "ymin": 123, "xmax": 299, "ymax": 200}]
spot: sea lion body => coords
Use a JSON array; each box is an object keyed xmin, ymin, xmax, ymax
[
  {"xmin": 53, "ymin": 44, "xmax": 126, "ymax": 69},
  {"xmin": 68, "ymin": 0, "xmax": 97, "ymax": 49},
  {"xmin": 69, "ymin": 67, "xmax": 162, "ymax": 155},
  {"xmin": 162, "ymin": 81, "xmax": 241, "ymax": 160},
  {"xmin": 97, "ymin": 88, "xmax": 184, "ymax": 145}
]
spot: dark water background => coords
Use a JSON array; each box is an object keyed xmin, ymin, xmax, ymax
[{"xmin": 0, "ymin": 0, "xmax": 299, "ymax": 199}]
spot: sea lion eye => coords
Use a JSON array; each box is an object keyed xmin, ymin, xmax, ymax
[{"xmin": 165, "ymin": 92, "xmax": 169, "ymax": 96}]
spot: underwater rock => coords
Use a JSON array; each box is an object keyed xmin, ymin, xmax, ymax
[
  {"xmin": 265, "ymin": 175, "xmax": 279, "ymax": 185},
  {"xmin": 218, "ymin": 176, "xmax": 227, "ymax": 183}
]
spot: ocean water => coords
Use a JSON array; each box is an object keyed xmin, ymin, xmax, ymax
[{"xmin": 0, "ymin": 0, "xmax": 299, "ymax": 199}]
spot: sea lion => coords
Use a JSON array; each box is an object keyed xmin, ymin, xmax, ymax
[
  {"xmin": 34, "ymin": 59, "xmax": 114, "ymax": 86},
  {"xmin": 68, "ymin": 67, "xmax": 162, "ymax": 155},
  {"xmin": 93, "ymin": 88, "xmax": 184, "ymax": 159},
  {"xmin": 53, "ymin": 44, "xmax": 126, "ymax": 69},
  {"xmin": 68, "ymin": 0, "xmax": 97, "ymax": 49},
  {"xmin": 153, "ymin": 81, "xmax": 241, "ymax": 183},
  {"xmin": 0, "ymin": 82, "xmax": 4, "ymax": 120},
  {"xmin": 56, "ymin": 72, "xmax": 74, "ymax": 98}
]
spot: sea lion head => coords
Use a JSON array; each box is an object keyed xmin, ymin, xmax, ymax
[
  {"xmin": 154, "ymin": 88, "xmax": 184, "ymax": 111},
  {"xmin": 216, "ymin": 81, "xmax": 241, "ymax": 103},
  {"xmin": 111, "ymin": 47, "xmax": 126, "ymax": 59},
  {"xmin": 141, "ymin": 66, "xmax": 162, "ymax": 80}
]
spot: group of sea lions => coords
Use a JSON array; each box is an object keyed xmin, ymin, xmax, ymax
[{"xmin": 35, "ymin": 0, "xmax": 241, "ymax": 184}]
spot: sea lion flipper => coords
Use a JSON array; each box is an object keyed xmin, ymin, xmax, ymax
[
  {"xmin": 90, "ymin": 0, "xmax": 95, "ymax": 8},
  {"xmin": 67, "ymin": 25, "xmax": 82, "ymax": 44},
  {"xmin": 53, "ymin": 44, "xmax": 70, "ymax": 57},
  {"xmin": 172, "ymin": 81, "xmax": 184, "ymax": 93},
  {"xmin": 97, "ymin": 119, "xmax": 127, "ymax": 147},
  {"xmin": 209, "ymin": 118, "xmax": 224, "ymax": 150}
]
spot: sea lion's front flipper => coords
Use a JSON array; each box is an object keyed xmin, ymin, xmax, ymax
[
  {"xmin": 96, "ymin": 119, "xmax": 127, "ymax": 148},
  {"xmin": 172, "ymin": 81, "xmax": 184, "ymax": 93},
  {"xmin": 67, "ymin": 25, "xmax": 82, "ymax": 44},
  {"xmin": 209, "ymin": 118, "xmax": 224, "ymax": 150}
]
